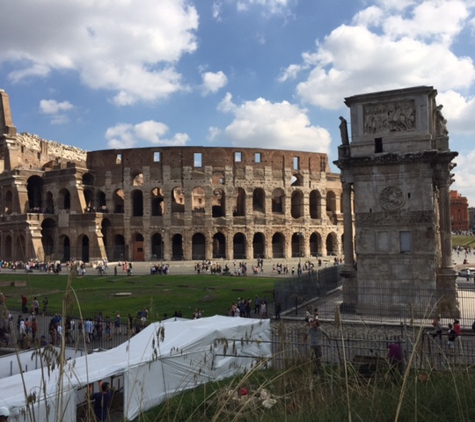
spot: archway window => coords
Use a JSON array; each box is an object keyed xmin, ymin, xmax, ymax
[
  {"xmin": 171, "ymin": 187, "xmax": 185, "ymax": 213},
  {"xmin": 132, "ymin": 190, "xmax": 143, "ymax": 217},
  {"xmin": 272, "ymin": 189, "xmax": 284, "ymax": 214},
  {"xmin": 310, "ymin": 190, "xmax": 322, "ymax": 219},
  {"xmin": 27, "ymin": 175, "xmax": 44, "ymax": 212},
  {"xmin": 192, "ymin": 187, "xmax": 206, "ymax": 212},
  {"xmin": 291, "ymin": 190, "xmax": 304, "ymax": 219},
  {"xmin": 113, "ymin": 189, "xmax": 124, "ymax": 213},
  {"xmin": 252, "ymin": 188, "xmax": 265, "ymax": 213},
  {"xmin": 132, "ymin": 172, "xmax": 144, "ymax": 186},
  {"xmin": 59, "ymin": 188, "xmax": 71, "ymax": 210},
  {"xmin": 212, "ymin": 189, "xmax": 225, "ymax": 217},
  {"xmin": 233, "ymin": 232, "xmax": 246, "ymax": 260},
  {"xmin": 234, "ymin": 188, "xmax": 246, "ymax": 216},
  {"xmin": 151, "ymin": 188, "xmax": 164, "ymax": 216}
]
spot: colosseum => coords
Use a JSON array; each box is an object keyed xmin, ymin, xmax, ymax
[{"xmin": 0, "ymin": 90, "xmax": 343, "ymax": 263}]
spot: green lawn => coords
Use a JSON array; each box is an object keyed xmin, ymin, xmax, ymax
[
  {"xmin": 452, "ymin": 235, "xmax": 475, "ymax": 249},
  {"xmin": 0, "ymin": 272, "xmax": 277, "ymax": 321}
]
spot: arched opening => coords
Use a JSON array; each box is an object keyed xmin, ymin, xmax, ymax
[
  {"xmin": 326, "ymin": 191, "xmax": 337, "ymax": 224},
  {"xmin": 310, "ymin": 232, "xmax": 322, "ymax": 257},
  {"xmin": 113, "ymin": 235, "xmax": 126, "ymax": 261},
  {"xmin": 192, "ymin": 187, "xmax": 206, "ymax": 212},
  {"xmin": 310, "ymin": 190, "xmax": 322, "ymax": 219},
  {"xmin": 192, "ymin": 233, "xmax": 206, "ymax": 260},
  {"xmin": 132, "ymin": 190, "xmax": 143, "ymax": 217},
  {"xmin": 252, "ymin": 188, "xmax": 265, "ymax": 213},
  {"xmin": 272, "ymin": 233, "xmax": 285, "ymax": 259},
  {"xmin": 84, "ymin": 189, "xmax": 94, "ymax": 211},
  {"xmin": 113, "ymin": 189, "xmax": 125, "ymax": 213},
  {"xmin": 58, "ymin": 188, "xmax": 71, "ymax": 210},
  {"xmin": 253, "ymin": 232, "xmax": 265, "ymax": 258},
  {"xmin": 79, "ymin": 235, "xmax": 90, "ymax": 263},
  {"xmin": 326, "ymin": 232, "xmax": 338, "ymax": 256},
  {"xmin": 271, "ymin": 189, "xmax": 285, "ymax": 214},
  {"xmin": 233, "ymin": 232, "xmax": 246, "ymax": 259},
  {"xmin": 326, "ymin": 191, "xmax": 336, "ymax": 212},
  {"xmin": 291, "ymin": 232, "xmax": 304, "ymax": 258},
  {"xmin": 233, "ymin": 188, "xmax": 246, "ymax": 216},
  {"xmin": 45, "ymin": 191, "xmax": 54, "ymax": 213},
  {"xmin": 151, "ymin": 188, "xmax": 164, "ymax": 216},
  {"xmin": 27, "ymin": 175, "xmax": 44, "ymax": 212},
  {"xmin": 60, "ymin": 235, "xmax": 71, "ymax": 262},
  {"xmin": 96, "ymin": 190, "xmax": 107, "ymax": 212},
  {"xmin": 4, "ymin": 190, "xmax": 13, "ymax": 214},
  {"xmin": 212, "ymin": 232, "xmax": 226, "ymax": 258},
  {"xmin": 132, "ymin": 172, "xmax": 144, "ymax": 186},
  {"xmin": 151, "ymin": 232, "xmax": 165, "ymax": 261},
  {"xmin": 291, "ymin": 190, "xmax": 304, "ymax": 219},
  {"xmin": 212, "ymin": 189, "xmax": 225, "ymax": 217},
  {"xmin": 82, "ymin": 173, "xmax": 94, "ymax": 187},
  {"xmin": 41, "ymin": 218, "xmax": 57, "ymax": 260},
  {"xmin": 4, "ymin": 235, "xmax": 12, "ymax": 260},
  {"xmin": 171, "ymin": 187, "xmax": 185, "ymax": 213},
  {"xmin": 172, "ymin": 234, "xmax": 184, "ymax": 260},
  {"xmin": 291, "ymin": 173, "xmax": 303, "ymax": 187},
  {"xmin": 133, "ymin": 233, "xmax": 144, "ymax": 261}
]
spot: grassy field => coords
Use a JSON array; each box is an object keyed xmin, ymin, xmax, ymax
[
  {"xmin": 0, "ymin": 272, "xmax": 277, "ymax": 321},
  {"xmin": 452, "ymin": 235, "xmax": 475, "ymax": 249}
]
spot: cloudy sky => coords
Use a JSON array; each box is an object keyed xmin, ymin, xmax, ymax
[{"xmin": 1, "ymin": 0, "xmax": 475, "ymax": 203}]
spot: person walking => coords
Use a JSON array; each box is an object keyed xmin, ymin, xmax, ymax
[{"xmin": 304, "ymin": 320, "xmax": 328, "ymax": 372}]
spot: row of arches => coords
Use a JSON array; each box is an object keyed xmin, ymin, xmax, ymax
[
  {"xmin": 0, "ymin": 228, "xmax": 340, "ymax": 263},
  {"xmin": 6, "ymin": 174, "xmax": 340, "ymax": 220}
]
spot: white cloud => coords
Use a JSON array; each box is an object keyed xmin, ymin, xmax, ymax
[
  {"xmin": 235, "ymin": 0, "xmax": 295, "ymax": 15},
  {"xmin": 0, "ymin": 0, "xmax": 198, "ymax": 105},
  {"xmin": 105, "ymin": 120, "xmax": 189, "ymax": 149},
  {"xmin": 212, "ymin": 2, "xmax": 222, "ymax": 20},
  {"xmin": 201, "ymin": 71, "xmax": 228, "ymax": 95},
  {"xmin": 207, "ymin": 126, "xmax": 222, "ymax": 142},
  {"xmin": 382, "ymin": 0, "xmax": 469, "ymax": 45},
  {"xmin": 287, "ymin": 1, "xmax": 475, "ymax": 110},
  {"xmin": 39, "ymin": 99, "xmax": 74, "ymax": 114},
  {"xmin": 216, "ymin": 94, "xmax": 331, "ymax": 153},
  {"xmin": 218, "ymin": 92, "xmax": 237, "ymax": 113},
  {"xmin": 437, "ymin": 90, "xmax": 475, "ymax": 134},
  {"xmin": 39, "ymin": 99, "xmax": 74, "ymax": 125}
]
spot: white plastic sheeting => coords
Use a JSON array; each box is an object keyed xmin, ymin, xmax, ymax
[{"xmin": 0, "ymin": 316, "xmax": 271, "ymax": 421}]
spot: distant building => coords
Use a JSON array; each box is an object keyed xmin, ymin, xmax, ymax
[
  {"xmin": 450, "ymin": 190, "xmax": 469, "ymax": 232},
  {"xmin": 468, "ymin": 207, "xmax": 475, "ymax": 231}
]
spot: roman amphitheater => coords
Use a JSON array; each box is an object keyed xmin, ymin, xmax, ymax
[{"xmin": 0, "ymin": 90, "xmax": 343, "ymax": 263}]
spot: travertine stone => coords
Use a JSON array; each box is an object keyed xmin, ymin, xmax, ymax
[
  {"xmin": 335, "ymin": 86, "xmax": 458, "ymax": 317},
  {"xmin": 0, "ymin": 90, "xmax": 343, "ymax": 263}
]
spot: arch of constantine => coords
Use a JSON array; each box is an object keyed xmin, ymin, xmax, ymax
[{"xmin": 0, "ymin": 90, "xmax": 343, "ymax": 263}]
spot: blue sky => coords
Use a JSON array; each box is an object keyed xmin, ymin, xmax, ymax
[{"xmin": 1, "ymin": 0, "xmax": 475, "ymax": 203}]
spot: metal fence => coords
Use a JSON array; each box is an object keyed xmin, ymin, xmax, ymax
[
  {"xmin": 273, "ymin": 266, "xmax": 340, "ymax": 315},
  {"xmin": 271, "ymin": 322, "xmax": 475, "ymax": 372}
]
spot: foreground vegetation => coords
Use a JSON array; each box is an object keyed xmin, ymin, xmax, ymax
[
  {"xmin": 0, "ymin": 272, "xmax": 277, "ymax": 321},
  {"xmin": 137, "ymin": 359, "xmax": 475, "ymax": 422}
]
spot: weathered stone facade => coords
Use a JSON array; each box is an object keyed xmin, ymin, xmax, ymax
[
  {"xmin": 335, "ymin": 86, "xmax": 458, "ymax": 317},
  {"xmin": 0, "ymin": 90, "xmax": 343, "ymax": 263}
]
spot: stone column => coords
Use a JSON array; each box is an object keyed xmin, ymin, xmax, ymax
[
  {"xmin": 342, "ymin": 182, "xmax": 354, "ymax": 267},
  {"xmin": 437, "ymin": 175, "xmax": 453, "ymax": 269}
]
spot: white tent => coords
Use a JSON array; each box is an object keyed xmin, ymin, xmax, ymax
[{"xmin": 0, "ymin": 316, "xmax": 271, "ymax": 421}]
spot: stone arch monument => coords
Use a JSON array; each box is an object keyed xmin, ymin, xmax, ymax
[{"xmin": 335, "ymin": 86, "xmax": 458, "ymax": 318}]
